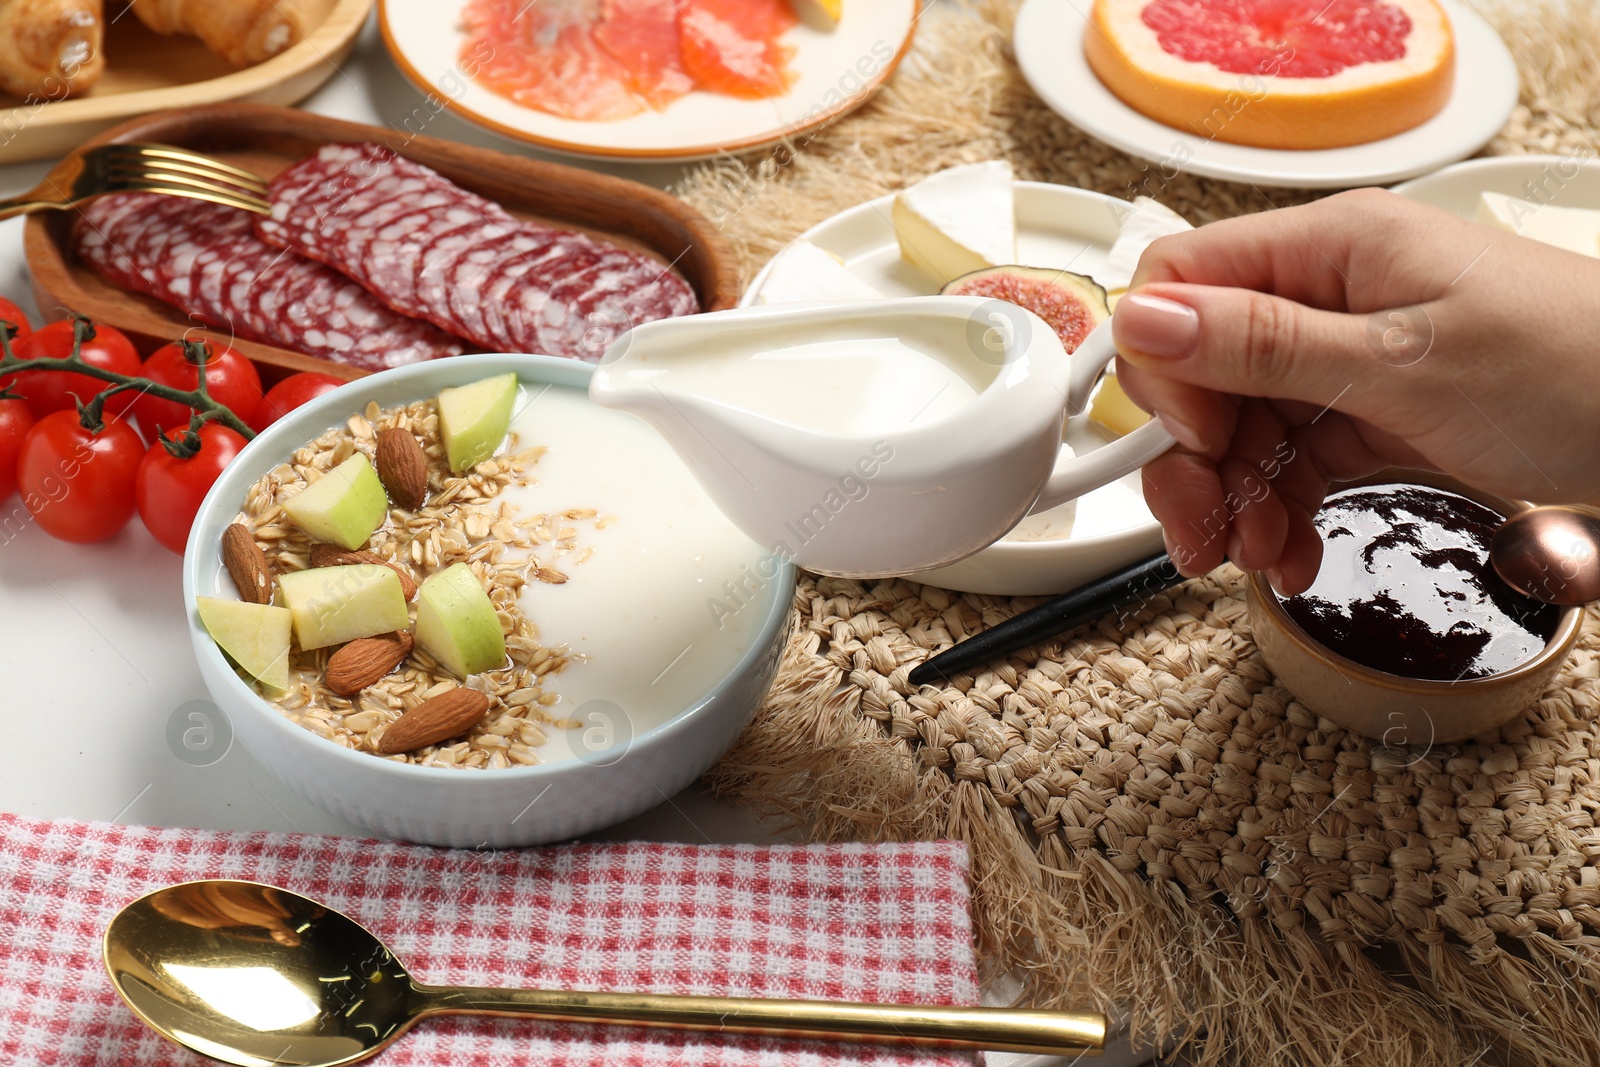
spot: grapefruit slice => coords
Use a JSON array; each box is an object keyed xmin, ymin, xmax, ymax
[
  {"xmin": 461, "ymin": 0, "xmax": 645, "ymax": 121},
  {"xmin": 1084, "ymin": 0, "xmax": 1455, "ymax": 149},
  {"xmin": 679, "ymin": 0, "xmax": 798, "ymax": 99},
  {"xmin": 595, "ymin": 0, "xmax": 695, "ymax": 110}
]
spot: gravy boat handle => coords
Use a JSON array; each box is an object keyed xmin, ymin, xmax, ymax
[{"xmin": 1029, "ymin": 320, "xmax": 1177, "ymax": 514}]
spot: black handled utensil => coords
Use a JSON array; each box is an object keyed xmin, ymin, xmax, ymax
[{"xmin": 908, "ymin": 552, "xmax": 1183, "ymax": 687}]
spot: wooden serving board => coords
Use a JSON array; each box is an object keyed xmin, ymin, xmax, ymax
[
  {"xmin": 0, "ymin": 0, "xmax": 371, "ymax": 164},
  {"xmin": 24, "ymin": 103, "xmax": 740, "ymax": 383}
]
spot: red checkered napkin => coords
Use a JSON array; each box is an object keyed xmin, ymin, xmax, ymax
[{"xmin": 0, "ymin": 813, "xmax": 983, "ymax": 1066}]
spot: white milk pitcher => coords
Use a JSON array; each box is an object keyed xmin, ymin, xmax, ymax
[{"xmin": 588, "ymin": 296, "xmax": 1176, "ymax": 577}]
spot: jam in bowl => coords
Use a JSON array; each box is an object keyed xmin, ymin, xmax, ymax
[{"xmin": 1246, "ymin": 472, "xmax": 1583, "ymax": 744}]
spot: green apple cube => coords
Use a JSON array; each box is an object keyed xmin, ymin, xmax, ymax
[
  {"xmin": 278, "ymin": 565, "xmax": 410, "ymax": 651},
  {"xmin": 281, "ymin": 453, "xmax": 388, "ymax": 550},
  {"xmin": 438, "ymin": 373, "xmax": 518, "ymax": 473},
  {"xmin": 415, "ymin": 562, "xmax": 506, "ymax": 677},
  {"xmin": 196, "ymin": 597, "xmax": 292, "ymax": 692}
]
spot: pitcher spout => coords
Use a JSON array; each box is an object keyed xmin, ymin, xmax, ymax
[{"xmin": 589, "ymin": 319, "xmax": 685, "ymax": 427}]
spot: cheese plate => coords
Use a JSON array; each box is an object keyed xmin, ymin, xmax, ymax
[{"xmin": 743, "ymin": 179, "xmax": 1165, "ymax": 596}]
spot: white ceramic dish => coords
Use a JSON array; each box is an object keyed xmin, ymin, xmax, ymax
[
  {"xmin": 1013, "ymin": 0, "xmax": 1518, "ymax": 189},
  {"xmin": 742, "ymin": 181, "xmax": 1164, "ymax": 596},
  {"xmin": 1390, "ymin": 153, "xmax": 1600, "ymax": 214},
  {"xmin": 182, "ymin": 354, "xmax": 794, "ymax": 849},
  {"xmin": 592, "ymin": 299, "xmax": 1173, "ymax": 578},
  {"xmin": 377, "ymin": 0, "xmax": 919, "ymax": 162}
]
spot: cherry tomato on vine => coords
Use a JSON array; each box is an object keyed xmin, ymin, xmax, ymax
[
  {"xmin": 136, "ymin": 423, "xmax": 248, "ymax": 554},
  {"xmin": 0, "ymin": 396, "xmax": 36, "ymax": 503},
  {"xmin": 248, "ymin": 372, "xmax": 346, "ymax": 433},
  {"xmin": 16, "ymin": 411, "xmax": 143, "ymax": 543},
  {"xmin": 130, "ymin": 340, "xmax": 262, "ymax": 440},
  {"xmin": 4, "ymin": 321, "xmax": 141, "ymax": 418},
  {"xmin": 0, "ymin": 297, "xmax": 33, "ymax": 345}
]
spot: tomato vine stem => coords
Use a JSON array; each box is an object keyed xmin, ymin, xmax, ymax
[{"xmin": 0, "ymin": 318, "xmax": 255, "ymax": 448}]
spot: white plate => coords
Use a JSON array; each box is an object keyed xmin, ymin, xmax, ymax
[
  {"xmin": 378, "ymin": 0, "xmax": 918, "ymax": 162},
  {"xmin": 1391, "ymin": 153, "xmax": 1600, "ymax": 215},
  {"xmin": 743, "ymin": 182, "xmax": 1164, "ymax": 596},
  {"xmin": 1013, "ymin": 0, "xmax": 1518, "ymax": 189}
]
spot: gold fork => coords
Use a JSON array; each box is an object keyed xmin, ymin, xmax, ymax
[{"xmin": 0, "ymin": 142, "xmax": 270, "ymax": 220}]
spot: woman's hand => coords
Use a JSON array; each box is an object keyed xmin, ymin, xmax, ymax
[{"xmin": 1113, "ymin": 188, "xmax": 1600, "ymax": 594}]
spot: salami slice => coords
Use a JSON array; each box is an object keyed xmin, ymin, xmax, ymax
[
  {"xmin": 75, "ymin": 194, "xmax": 467, "ymax": 372},
  {"xmin": 257, "ymin": 142, "xmax": 700, "ymax": 361},
  {"xmin": 476, "ymin": 232, "xmax": 572, "ymax": 350}
]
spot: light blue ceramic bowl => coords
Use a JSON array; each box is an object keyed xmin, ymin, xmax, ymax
[{"xmin": 183, "ymin": 354, "xmax": 793, "ymax": 848}]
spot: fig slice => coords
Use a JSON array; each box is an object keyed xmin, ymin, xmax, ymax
[{"xmin": 941, "ymin": 266, "xmax": 1110, "ymax": 354}]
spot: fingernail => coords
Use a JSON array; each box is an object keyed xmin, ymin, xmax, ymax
[
  {"xmin": 1155, "ymin": 410, "xmax": 1205, "ymax": 451},
  {"xmin": 1226, "ymin": 532, "xmax": 1246, "ymax": 567},
  {"xmin": 1115, "ymin": 293, "xmax": 1200, "ymax": 359}
]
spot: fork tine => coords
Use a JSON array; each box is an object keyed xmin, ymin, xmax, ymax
[
  {"xmin": 113, "ymin": 143, "xmax": 270, "ymax": 189},
  {"xmin": 105, "ymin": 157, "xmax": 270, "ymax": 200},
  {"xmin": 101, "ymin": 179, "xmax": 272, "ymax": 217},
  {"xmin": 102, "ymin": 143, "xmax": 270, "ymax": 193},
  {"xmin": 103, "ymin": 170, "xmax": 271, "ymax": 210}
]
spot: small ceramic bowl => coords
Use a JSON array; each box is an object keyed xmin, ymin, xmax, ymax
[
  {"xmin": 183, "ymin": 353, "xmax": 794, "ymax": 848},
  {"xmin": 1246, "ymin": 470, "xmax": 1584, "ymax": 745}
]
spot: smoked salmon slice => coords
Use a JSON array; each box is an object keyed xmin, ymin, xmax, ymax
[
  {"xmin": 678, "ymin": 0, "xmax": 798, "ymax": 99},
  {"xmin": 594, "ymin": 0, "xmax": 694, "ymax": 109},
  {"xmin": 461, "ymin": 0, "xmax": 644, "ymax": 121},
  {"xmin": 461, "ymin": 0, "xmax": 799, "ymax": 118}
]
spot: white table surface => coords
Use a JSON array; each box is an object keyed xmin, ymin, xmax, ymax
[{"xmin": 0, "ymin": 12, "xmax": 1161, "ymax": 1066}]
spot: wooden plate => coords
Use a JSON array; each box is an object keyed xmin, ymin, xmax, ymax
[
  {"xmin": 378, "ymin": 0, "xmax": 919, "ymax": 162},
  {"xmin": 0, "ymin": 0, "xmax": 372, "ymax": 165},
  {"xmin": 23, "ymin": 102, "xmax": 739, "ymax": 383}
]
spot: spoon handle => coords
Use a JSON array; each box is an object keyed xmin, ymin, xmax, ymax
[{"xmin": 413, "ymin": 985, "xmax": 1106, "ymax": 1056}]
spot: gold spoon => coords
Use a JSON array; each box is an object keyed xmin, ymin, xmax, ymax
[
  {"xmin": 104, "ymin": 880, "xmax": 1106, "ymax": 1066},
  {"xmin": 1491, "ymin": 505, "xmax": 1600, "ymax": 606}
]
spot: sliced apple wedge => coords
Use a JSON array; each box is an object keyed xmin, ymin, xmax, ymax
[
  {"xmin": 438, "ymin": 373, "xmax": 518, "ymax": 473},
  {"xmin": 278, "ymin": 564, "xmax": 410, "ymax": 651},
  {"xmin": 196, "ymin": 597, "xmax": 292, "ymax": 693},
  {"xmin": 281, "ymin": 454, "xmax": 389, "ymax": 550},
  {"xmin": 415, "ymin": 563, "xmax": 506, "ymax": 678}
]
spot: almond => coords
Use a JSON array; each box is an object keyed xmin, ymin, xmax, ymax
[
  {"xmin": 326, "ymin": 631, "xmax": 414, "ymax": 696},
  {"xmin": 308, "ymin": 544, "xmax": 419, "ymax": 601},
  {"xmin": 221, "ymin": 523, "xmax": 273, "ymax": 604},
  {"xmin": 375, "ymin": 427, "xmax": 428, "ymax": 511},
  {"xmin": 377, "ymin": 688, "xmax": 491, "ymax": 754}
]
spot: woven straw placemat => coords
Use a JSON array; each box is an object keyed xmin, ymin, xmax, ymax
[{"xmin": 675, "ymin": 3, "xmax": 1600, "ymax": 1065}]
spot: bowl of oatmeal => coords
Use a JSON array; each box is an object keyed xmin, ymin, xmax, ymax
[{"xmin": 183, "ymin": 353, "xmax": 794, "ymax": 848}]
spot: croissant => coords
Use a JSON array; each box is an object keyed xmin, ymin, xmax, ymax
[
  {"xmin": 130, "ymin": 0, "xmax": 314, "ymax": 67},
  {"xmin": 0, "ymin": 0, "xmax": 104, "ymax": 99}
]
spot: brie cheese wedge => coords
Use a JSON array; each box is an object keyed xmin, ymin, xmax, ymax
[
  {"xmin": 757, "ymin": 239, "xmax": 884, "ymax": 304},
  {"xmin": 1476, "ymin": 192, "xmax": 1600, "ymax": 257},
  {"xmin": 893, "ymin": 161, "xmax": 1016, "ymax": 285},
  {"xmin": 1098, "ymin": 196, "xmax": 1193, "ymax": 292}
]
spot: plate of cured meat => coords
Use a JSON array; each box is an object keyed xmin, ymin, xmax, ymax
[
  {"xmin": 23, "ymin": 102, "xmax": 739, "ymax": 382},
  {"xmin": 377, "ymin": 0, "xmax": 921, "ymax": 162}
]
